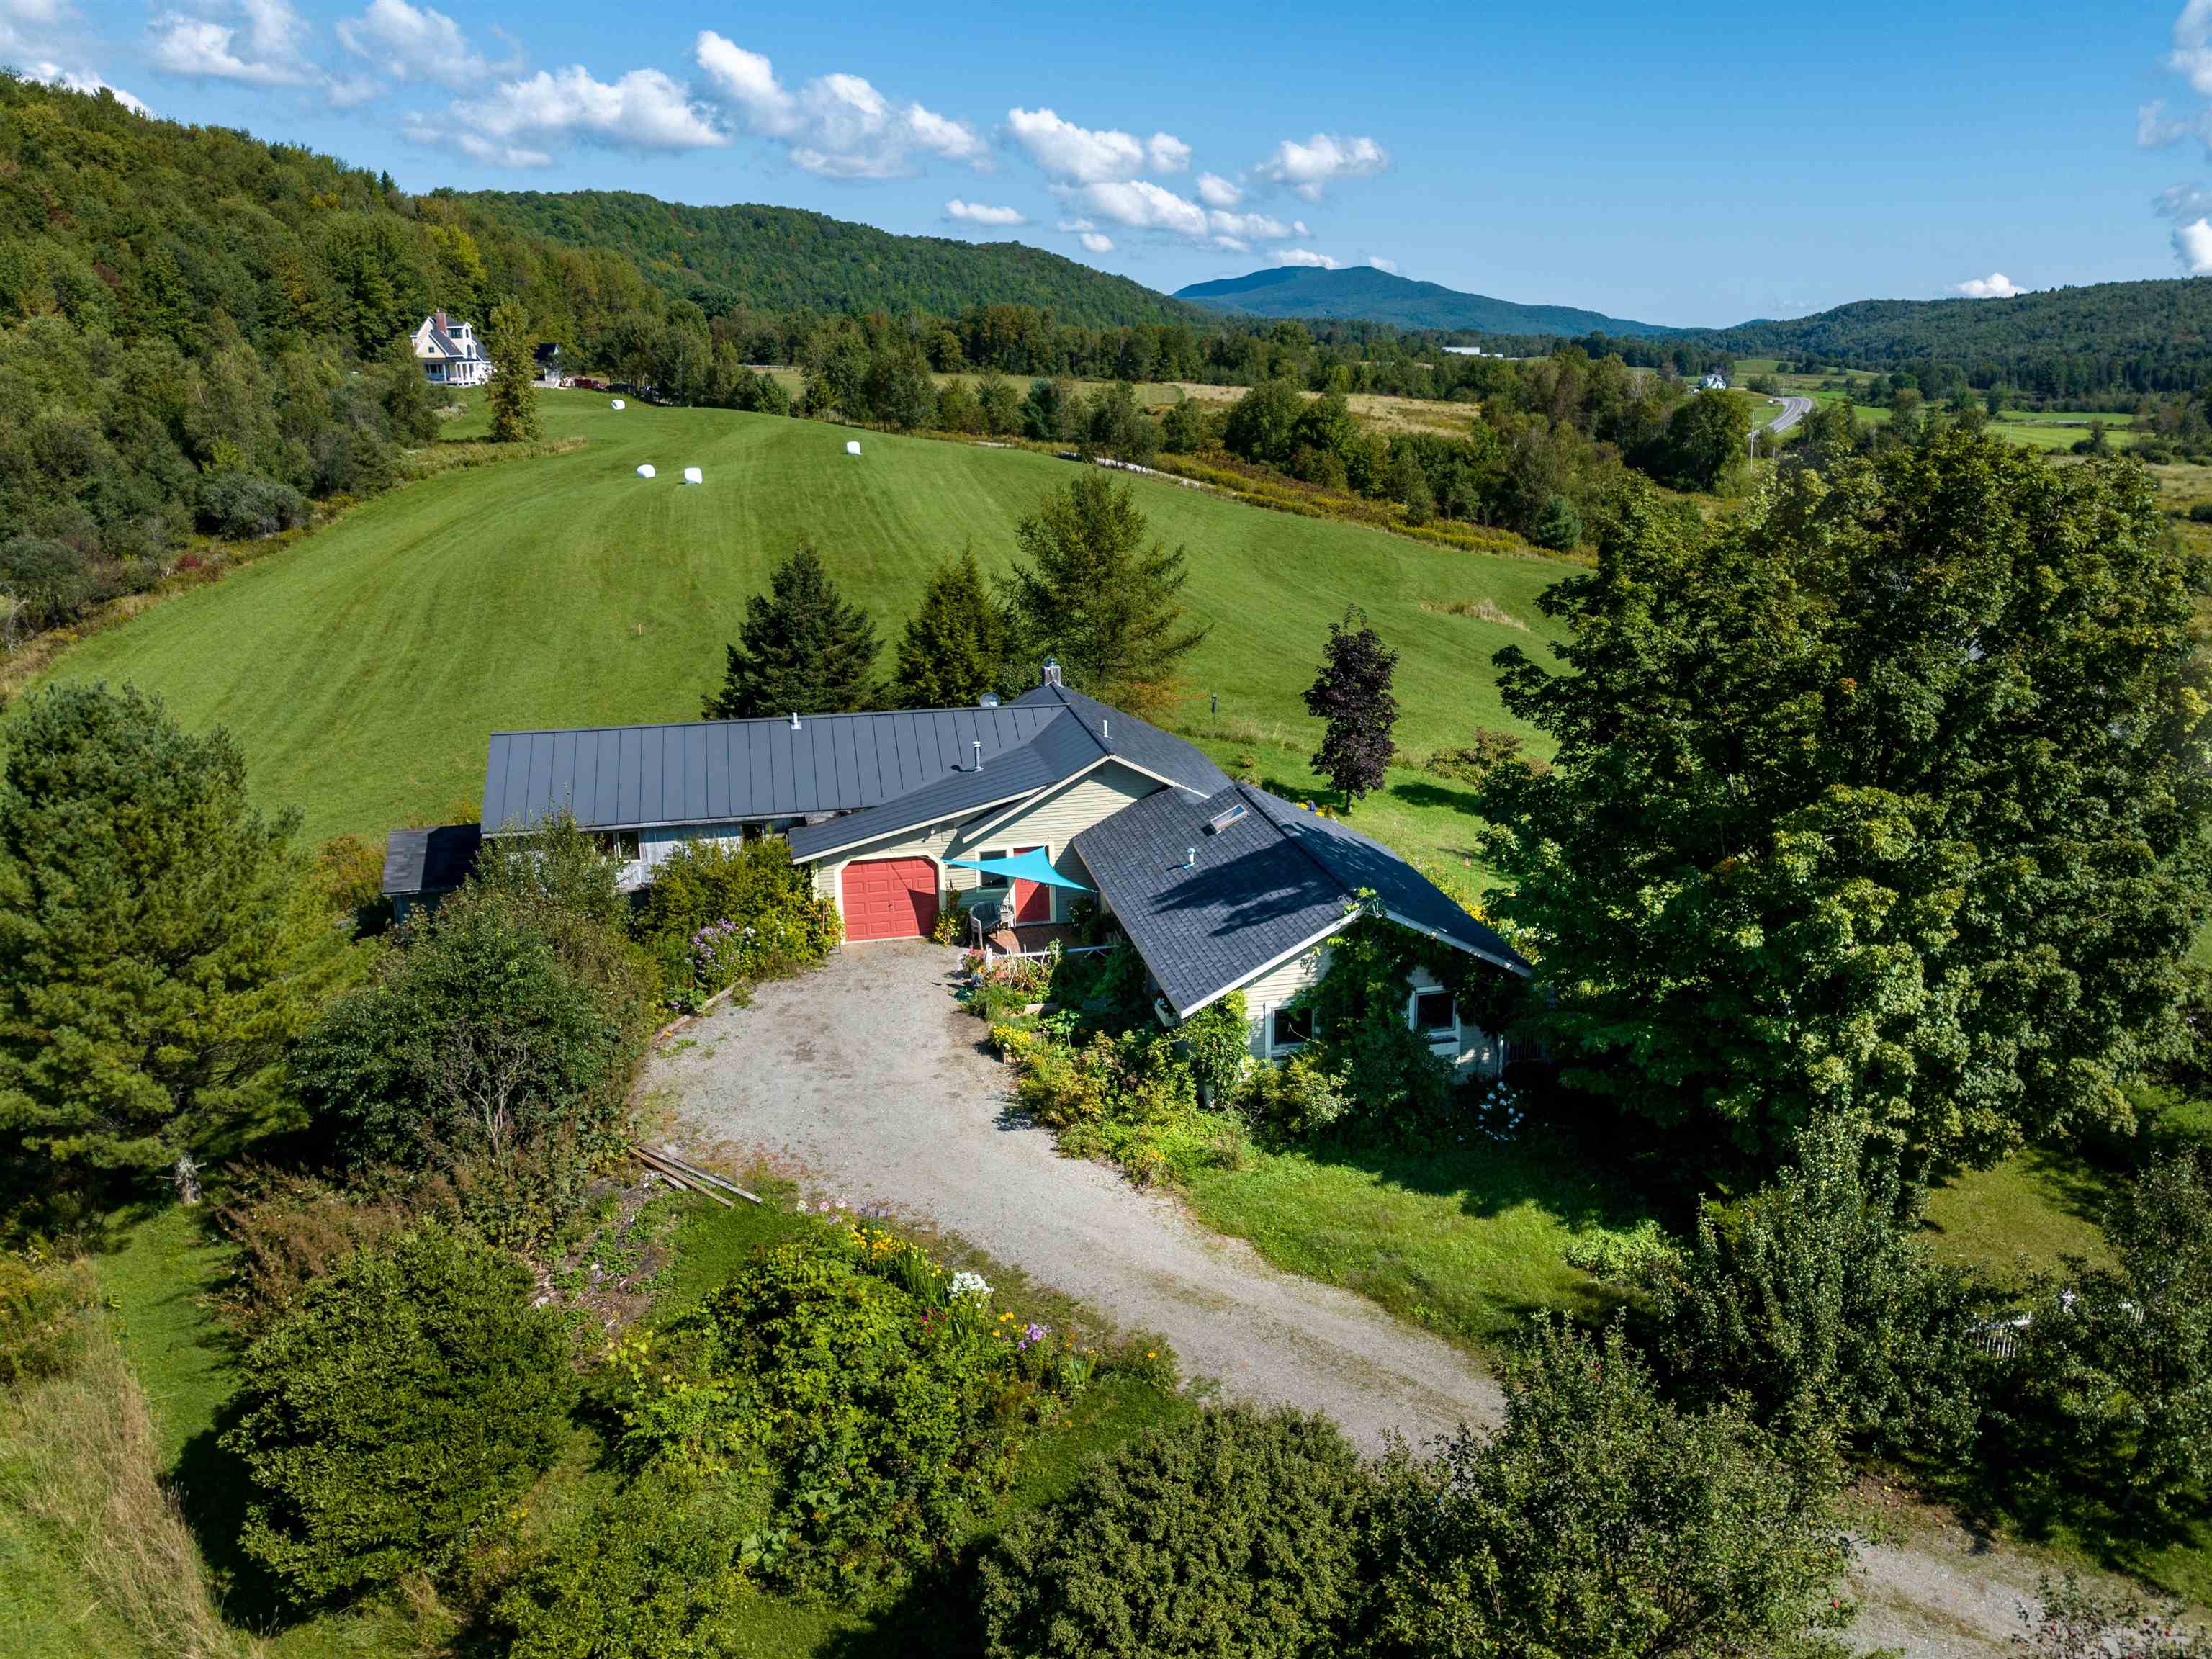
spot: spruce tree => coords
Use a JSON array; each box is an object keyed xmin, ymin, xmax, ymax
[
  {"xmin": 891, "ymin": 544, "xmax": 1016, "ymax": 709},
  {"xmin": 1304, "ymin": 606, "xmax": 1398, "ymax": 804},
  {"xmin": 485, "ymin": 300, "xmax": 541, "ymax": 444},
  {"xmin": 1004, "ymin": 472, "xmax": 1208, "ymax": 714},
  {"xmin": 0, "ymin": 685, "xmax": 340, "ymax": 1204},
  {"xmin": 381, "ymin": 331, "xmax": 440, "ymax": 445},
  {"xmin": 703, "ymin": 539, "xmax": 880, "ymax": 719}
]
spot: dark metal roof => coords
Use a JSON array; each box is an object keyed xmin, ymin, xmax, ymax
[
  {"xmin": 1013, "ymin": 681, "xmax": 1231, "ymax": 797},
  {"xmin": 1069, "ymin": 783, "xmax": 1527, "ymax": 1018},
  {"xmin": 382, "ymin": 822, "xmax": 482, "ymax": 897},
  {"xmin": 481, "ymin": 706, "xmax": 1058, "ymax": 835}
]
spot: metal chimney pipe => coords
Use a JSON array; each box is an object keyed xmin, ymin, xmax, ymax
[
  {"xmin": 972, "ymin": 739, "xmax": 983, "ymax": 771},
  {"xmin": 789, "ymin": 711, "xmax": 800, "ymax": 729},
  {"xmin": 1102, "ymin": 716, "xmax": 1110, "ymax": 742},
  {"xmin": 1185, "ymin": 846, "xmax": 1196, "ymax": 868}
]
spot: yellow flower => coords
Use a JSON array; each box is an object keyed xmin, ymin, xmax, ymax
[{"xmin": 1146, "ymin": 1350, "xmax": 1156, "ymax": 1359}]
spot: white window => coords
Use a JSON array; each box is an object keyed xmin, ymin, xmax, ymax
[
  {"xmin": 973, "ymin": 849, "xmax": 1011, "ymax": 892},
  {"xmin": 1413, "ymin": 989, "xmax": 1457, "ymax": 1040},
  {"xmin": 1270, "ymin": 1004, "xmax": 1314, "ymax": 1053},
  {"xmin": 598, "ymin": 830, "xmax": 640, "ymax": 860}
]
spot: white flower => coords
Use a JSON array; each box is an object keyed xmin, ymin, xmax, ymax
[{"xmin": 948, "ymin": 1270, "xmax": 993, "ymax": 1303}]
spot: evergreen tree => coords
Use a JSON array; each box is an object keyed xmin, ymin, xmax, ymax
[
  {"xmin": 703, "ymin": 540, "xmax": 880, "ymax": 719},
  {"xmin": 1303, "ymin": 607, "xmax": 1398, "ymax": 804},
  {"xmin": 0, "ymin": 685, "xmax": 339, "ymax": 1204},
  {"xmin": 381, "ymin": 330, "xmax": 440, "ymax": 444},
  {"xmin": 1483, "ymin": 441, "xmax": 2212, "ymax": 1169},
  {"xmin": 891, "ymin": 545, "xmax": 1016, "ymax": 709},
  {"xmin": 485, "ymin": 300, "xmax": 541, "ymax": 444},
  {"xmin": 1004, "ymin": 472, "xmax": 1207, "ymax": 714}
]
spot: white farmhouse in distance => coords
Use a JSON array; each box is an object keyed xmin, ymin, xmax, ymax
[
  {"xmin": 1699, "ymin": 370, "xmax": 1729, "ymax": 391},
  {"xmin": 413, "ymin": 312, "xmax": 490, "ymax": 387}
]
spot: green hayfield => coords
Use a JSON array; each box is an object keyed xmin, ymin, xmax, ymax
[{"xmin": 37, "ymin": 392, "xmax": 1564, "ymax": 844}]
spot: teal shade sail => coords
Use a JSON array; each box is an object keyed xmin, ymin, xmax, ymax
[{"xmin": 943, "ymin": 849, "xmax": 1093, "ymax": 891}]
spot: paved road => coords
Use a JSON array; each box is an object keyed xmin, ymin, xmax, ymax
[
  {"xmin": 1762, "ymin": 393, "xmax": 1816, "ymax": 434},
  {"xmin": 647, "ymin": 941, "xmax": 2080, "ymax": 1658}
]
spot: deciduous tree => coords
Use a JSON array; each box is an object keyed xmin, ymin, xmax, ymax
[
  {"xmin": 1305, "ymin": 606, "xmax": 1398, "ymax": 804},
  {"xmin": 1483, "ymin": 441, "xmax": 2212, "ymax": 1169},
  {"xmin": 484, "ymin": 299, "xmax": 541, "ymax": 444}
]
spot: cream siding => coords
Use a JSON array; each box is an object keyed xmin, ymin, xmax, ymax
[
  {"xmin": 945, "ymin": 762, "xmax": 1159, "ymax": 921},
  {"xmin": 1237, "ymin": 943, "xmax": 1333, "ymax": 1060}
]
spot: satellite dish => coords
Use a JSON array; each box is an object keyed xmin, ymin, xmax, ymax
[
  {"xmin": 682, "ymin": 467, "xmax": 703, "ymax": 485},
  {"xmin": 610, "ymin": 398, "xmax": 626, "ymax": 410},
  {"xmin": 845, "ymin": 439, "xmax": 862, "ymax": 457},
  {"xmin": 635, "ymin": 464, "xmax": 655, "ymax": 479}
]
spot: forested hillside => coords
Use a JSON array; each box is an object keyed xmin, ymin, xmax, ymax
[
  {"xmin": 1697, "ymin": 279, "xmax": 2212, "ymax": 400},
  {"xmin": 1178, "ymin": 264, "xmax": 1681, "ymax": 337},
  {"xmin": 461, "ymin": 189, "xmax": 1197, "ymax": 328}
]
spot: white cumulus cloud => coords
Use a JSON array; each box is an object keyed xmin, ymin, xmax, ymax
[
  {"xmin": 1146, "ymin": 131, "xmax": 1190, "ymax": 172},
  {"xmin": 1074, "ymin": 177, "xmax": 1208, "ymax": 238},
  {"xmin": 148, "ymin": 0, "xmax": 319, "ymax": 87},
  {"xmin": 946, "ymin": 198, "xmax": 1025, "ymax": 226},
  {"xmin": 446, "ymin": 64, "xmax": 727, "ymax": 158},
  {"xmin": 1953, "ymin": 271, "xmax": 2023, "ymax": 298},
  {"xmin": 1006, "ymin": 106, "xmax": 1149, "ymax": 182},
  {"xmin": 1272, "ymin": 247, "xmax": 1340, "ymax": 269},
  {"xmin": 696, "ymin": 33, "xmax": 981, "ymax": 179},
  {"xmin": 1257, "ymin": 132, "xmax": 1388, "ymax": 200},
  {"xmin": 1208, "ymin": 208, "xmax": 1305, "ymax": 240},
  {"xmin": 1078, "ymin": 231, "xmax": 1113, "ymax": 253},
  {"xmin": 1367, "ymin": 255, "xmax": 1398, "ymax": 273},
  {"xmin": 26, "ymin": 60, "xmax": 150, "ymax": 113},
  {"xmin": 2177, "ymin": 216, "xmax": 2212, "ymax": 273},
  {"xmin": 336, "ymin": 0, "xmax": 514, "ymax": 89},
  {"xmin": 1195, "ymin": 171, "xmax": 1242, "ymax": 209},
  {"xmin": 2172, "ymin": 0, "xmax": 2212, "ymax": 95}
]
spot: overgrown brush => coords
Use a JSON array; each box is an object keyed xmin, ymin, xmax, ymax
[{"xmin": 0, "ymin": 1316, "xmax": 256, "ymax": 1658}]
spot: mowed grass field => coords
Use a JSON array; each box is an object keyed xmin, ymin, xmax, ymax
[{"xmin": 37, "ymin": 392, "xmax": 1565, "ymax": 844}]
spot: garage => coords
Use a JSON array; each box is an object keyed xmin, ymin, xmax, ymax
[{"xmin": 840, "ymin": 858, "xmax": 940, "ymax": 942}]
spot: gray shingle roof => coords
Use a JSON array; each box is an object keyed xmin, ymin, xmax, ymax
[
  {"xmin": 480, "ymin": 706, "xmax": 1058, "ymax": 835},
  {"xmin": 1069, "ymin": 783, "xmax": 1527, "ymax": 1019},
  {"xmin": 382, "ymin": 823, "xmax": 482, "ymax": 897}
]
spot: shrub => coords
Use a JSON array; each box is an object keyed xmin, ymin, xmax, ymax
[
  {"xmin": 2188, "ymin": 500, "xmax": 2212, "ymax": 524},
  {"xmin": 292, "ymin": 879, "xmax": 639, "ymax": 1173},
  {"xmin": 0, "ymin": 1248, "xmax": 95, "ymax": 1385},
  {"xmin": 1636, "ymin": 1113, "xmax": 1995, "ymax": 1464},
  {"xmin": 1532, "ymin": 493, "xmax": 1584, "ymax": 551},
  {"xmin": 606, "ymin": 1223, "xmax": 1084, "ymax": 1597},
  {"xmin": 226, "ymin": 1225, "xmax": 577, "ymax": 1603},
  {"xmin": 1426, "ymin": 727, "xmax": 1527, "ymax": 786},
  {"xmin": 639, "ymin": 837, "xmax": 840, "ymax": 994},
  {"xmin": 1367, "ymin": 1318, "xmax": 1851, "ymax": 1659},
  {"xmin": 490, "ymin": 1463, "xmax": 754, "ymax": 1659},
  {"xmin": 1237, "ymin": 1048, "xmax": 1352, "ymax": 1141},
  {"xmin": 196, "ymin": 471, "xmax": 307, "ymax": 539},
  {"xmin": 207, "ymin": 1169, "xmax": 417, "ymax": 1341},
  {"xmin": 1179, "ymin": 991, "xmax": 1249, "ymax": 1106},
  {"xmin": 979, "ymin": 1406, "xmax": 1371, "ymax": 1659}
]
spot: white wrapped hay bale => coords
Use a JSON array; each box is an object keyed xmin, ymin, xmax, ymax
[
  {"xmin": 683, "ymin": 467, "xmax": 703, "ymax": 485},
  {"xmin": 611, "ymin": 398, "xmax": 626, "ymax": 410},
  {"xmin": 845, "ymin": 439, "xmax": 862, "ymax": 457},
  {"xmin": 635, "ymin": 463, "xmax": 655, "ymax": 479}
]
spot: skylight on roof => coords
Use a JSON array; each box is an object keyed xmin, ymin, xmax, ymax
[{"xmin": 1204, "ymin": 802, "xmax": 1248, "ymax": 835}]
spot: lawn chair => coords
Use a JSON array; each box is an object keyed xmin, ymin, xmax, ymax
[{"xmin": 966, "ymin": 899, "xmax": 1004, "ymax": 951}]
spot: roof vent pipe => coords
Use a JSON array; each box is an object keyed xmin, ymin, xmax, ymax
[
  {"xmin": 1102, "ymin": 716, "xmax": 1110, "ymax": 742},
  {"xmin": 1041, "ymin": 657, "xmax": 1063, "ymax": 688},
  {"xmin": 790, "ymin": 711, "xmax": 800, "ymax": 730},
  {"xmin": 972, "ymin": 739, "xmax": 983, "ymax": 772},
  {"xmin": 1185, "ymin": 846, "xmax": 1196, "ymax": 868}
]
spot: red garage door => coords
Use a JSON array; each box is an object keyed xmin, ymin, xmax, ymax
[{"xmin": 841, "ymin": 858, "xmax": 939, "ymax": 942}]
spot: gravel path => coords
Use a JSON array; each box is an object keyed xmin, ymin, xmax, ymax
[
  {"xmin": 647, "ymin": 940, "xmax": 1500, "ymax": 1452},
  {"xmin": 647, "ymin": 942, "xmax": 2060, "ymax": 1658}
]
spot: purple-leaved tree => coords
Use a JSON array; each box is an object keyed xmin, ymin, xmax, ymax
[{"xmin": 1304, "ymin": 607, "xmax": 1398, "ymax": 805}]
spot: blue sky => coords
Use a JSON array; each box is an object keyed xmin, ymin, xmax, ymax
[{"xmin": 10, "ymin": 0, "xmax": 2210, "ymax": 325}]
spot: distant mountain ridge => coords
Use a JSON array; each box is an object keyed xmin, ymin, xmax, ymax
[
  {"xmin": 1175, "ymin": 264, "xmax": 1687, "ymax": 337},
  {"xmin": 458, "ymin": 190, "xmax": 1203, "ymax": 328}
]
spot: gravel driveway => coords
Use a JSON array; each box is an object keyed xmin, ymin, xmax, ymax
[
  {"xmin": 646, "ymin": 942, "xmax": 2074, "ymax": 1658},
  {"xmin": 647, "ymin": 940, "xmax": 1500, "ymax": 1452}
]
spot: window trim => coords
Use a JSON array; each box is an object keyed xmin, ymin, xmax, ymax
[
  {"xmin": 1269, "ymin": 1004, "xmax": 1315, "ymax": 1054},
  {"xmin": 1411, "ymin": 988, "xmax": 1458, "ymax": 1042},
  {"xmin": 971, "ymin": 848, "xmax": 1012, "ymax": 894}
]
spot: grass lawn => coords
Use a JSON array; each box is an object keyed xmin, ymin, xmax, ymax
[
  {"xmin": 35, "ymin": 392, "xmax": 1568, "ymax": 845},
  {"xmin": 1919, "ymin": 1148, "xmax": 2115, "ymax": 1282},
  {"xmin": 1182, "ymin": 1129, "xmax": 1655, "ymax": 1356}
]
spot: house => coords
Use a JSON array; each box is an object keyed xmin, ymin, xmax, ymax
[
  {"xmin": 379, "ymin": 822, "xmax": 481, "ymax": 925},
  {"xmin": 533, "ymin": 341, "xmax": 562, "ymax": 385},
  {"xmin": 1699, "ymin": 371, "xmax": 1729, "ymax": 391},
  {"xmin": 416, "ymin": 660, "xmax": 1530, "ymax": 1072},
  {"xmin": 413, "ymin": 312, "xmax": 490, "ymax": 387}
]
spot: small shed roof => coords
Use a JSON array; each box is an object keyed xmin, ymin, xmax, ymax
[{"xmin": 382, "ymin": 822, "xmax": 482, "ymax": 898}]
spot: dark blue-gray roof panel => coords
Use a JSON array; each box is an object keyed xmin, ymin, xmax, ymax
[{"xmin": 482, "ymin": 706, "xmax": 1058, "ymax": 833}]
